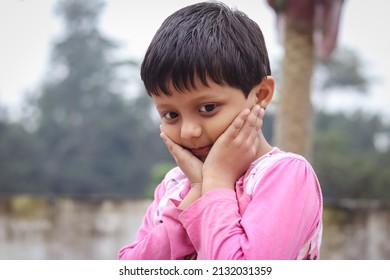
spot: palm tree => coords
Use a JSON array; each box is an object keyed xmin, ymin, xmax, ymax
[{"xmin": 267, "ymin": 0, "xmax": 345, "ymax": 159}]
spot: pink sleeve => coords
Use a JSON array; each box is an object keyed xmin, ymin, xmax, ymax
[
  {"xmin": 179, "ymin": 157, "xmax": 322, "ymax": 259},
  {"xmin": 118, "ymin": 181, "xmax": 195, "ymax": 260}
]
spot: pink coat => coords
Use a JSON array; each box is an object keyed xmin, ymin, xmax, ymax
[{"xmin": 119, "ymin": 147, "xmax": 323, "ymax": 260}]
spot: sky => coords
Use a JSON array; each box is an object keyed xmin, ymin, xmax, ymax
[{"xmin": 0, "ymin": 0, "xmax": 389, "ymax": 121}]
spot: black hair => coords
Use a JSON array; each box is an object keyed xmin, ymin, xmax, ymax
[{"xmin": 140, "ymin": 1, "xmax": 271, "ymax": 97}]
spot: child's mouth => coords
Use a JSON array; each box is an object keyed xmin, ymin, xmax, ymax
[{"xmin": 190, "ymin": 145, "xmax": 212, "ymax": 158}]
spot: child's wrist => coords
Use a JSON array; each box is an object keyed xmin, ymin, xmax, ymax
[
  {"xmin": 202, "ymin": 177, "xmax": 235, "ymax": 194},
  {"xmin": 178, "ymin": 186, "xmax": 202, "ymax": 210}
]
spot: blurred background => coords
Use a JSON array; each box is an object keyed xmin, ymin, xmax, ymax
[{"xmin": 0, "ymin": 0, "xmax": 389, "ymax": 259}]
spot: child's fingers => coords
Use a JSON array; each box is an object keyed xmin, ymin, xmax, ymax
[
  {"xmin": 225, "ymin": 108, "xmax": 250, "ymax": 138},
  {"xmin": 160, "ymin": 131, "xmax": 178, "ymax": 160},
  {"xmin": 237, "ymin": 105, "xmax": 261, "ymax": 138},
  {"xmin": 160, "ymin": 126, "xmax": 183, "ymax": 160},
  {"xmin": 254, "ymin": 107, "xmax": 265, "ymax": 131},
  {"xmin": 160, "ymin": 131, "xmax": 180, "ymax": 154},
  {"xmin": 160, "ymin": 130, "xmax": 193, "ymax": 164},
  {"xmin": 224, "ymin": 105, "xmax": 263, "ymax": 140},
  {"xmin": 160, "ymin": 129, "xmax": 203, "ymax": 184},
  {"xmin": 246, "ymin": 104, "xmax": 261, "ymax": 127}
]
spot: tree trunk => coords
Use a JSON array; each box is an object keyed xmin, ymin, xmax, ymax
[{"xmin": 274, "ymin": 14, "xmax": 315, "ymax": 160}]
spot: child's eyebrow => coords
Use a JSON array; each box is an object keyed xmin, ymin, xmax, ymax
[
  {"xmin": 154, "ymin": 103, "xmax": 174, "ymax": 111},
  {"xmin": 153, "ymin": 89, "xmax": 227, "ymax": 111},
  {"xmin": 190, "ymin": 90, "xmax": 227, "ymax": 101}
]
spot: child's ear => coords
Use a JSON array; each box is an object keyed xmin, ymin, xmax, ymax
[{"xmin": 255, "ymin": 76, "xmax": 274, "ymax": 109}]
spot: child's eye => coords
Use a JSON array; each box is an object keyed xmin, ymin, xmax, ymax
[
  {"xmin": 199, "ymin": 104, "xmax": 217, "ymax": 113},
  {"xmin": 163, "ymin": 112, "xmax": 179, "ymax": 120}
]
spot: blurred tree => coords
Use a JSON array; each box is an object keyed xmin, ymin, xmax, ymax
[
  {"xmin": 315, "ymin": 47, "xmax": 367, "ymax": 93},
  {"xmin": 313, "ymin": 111, "xmax": 390, "ymax": 199},
  {"xmin": 32, "ymin": 0, "xmax": 170, "ymax": 197},
  {"xmin": 0, "ymin": 120, "xmax": 45, "ymax": 194},
  {"xmin": 267, "ymin": 0, "xmax": 345, "ymax": 159}
]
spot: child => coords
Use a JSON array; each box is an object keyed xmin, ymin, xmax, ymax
[{"xmin": 119, "ymin": 1, "xmax": 322, "ymax": 260}]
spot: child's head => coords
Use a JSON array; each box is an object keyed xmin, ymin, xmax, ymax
[
  {"xmin": 141, "ymin": 1, "xmax": 271, "ymax": 97},
  {"xmin": 141, "ymin": 1, "xmax": 274, "ymax": 161}
]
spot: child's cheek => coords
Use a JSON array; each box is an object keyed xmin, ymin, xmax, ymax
[{"xmin": 160, "ymin": 123, "xmax": 180, "ymax": 144}]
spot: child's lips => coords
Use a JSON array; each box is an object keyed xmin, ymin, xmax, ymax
[{"xmin": 190, "ymin": 145, "xmax": 212, "ymax": 157}]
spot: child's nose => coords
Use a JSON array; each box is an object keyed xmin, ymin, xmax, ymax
[{"xmin": 180, "ymin": 119, "xmax": 202, "ymax": 141}]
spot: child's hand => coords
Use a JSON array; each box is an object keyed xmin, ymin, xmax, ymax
[
  {"xmin": 202, "ymin": 105, "xmax": 265, "ymax": 192},
  {"xmin": 160, "ymin": 127, "xmax": 203, "ymax": 188}
]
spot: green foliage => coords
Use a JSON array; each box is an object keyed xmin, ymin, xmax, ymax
[
  {"xmin": 33, "ymin": 0, "xmax": 174, "ymax": 197},
  {"xmin": 312, "ymin": 111, "xmax": 390, "ymax": 200},
  {"xmin": 315, "ymin": 47, "xmax": 368, "ymax": 93},
  {"xmin": 0, "ymin": 121, "xmax": 45, "ymax": 194}
]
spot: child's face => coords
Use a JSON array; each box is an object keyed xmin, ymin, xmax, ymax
[{"xmin": 153, "ymin": 78, "xmax": 258, "ymax": 162}]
